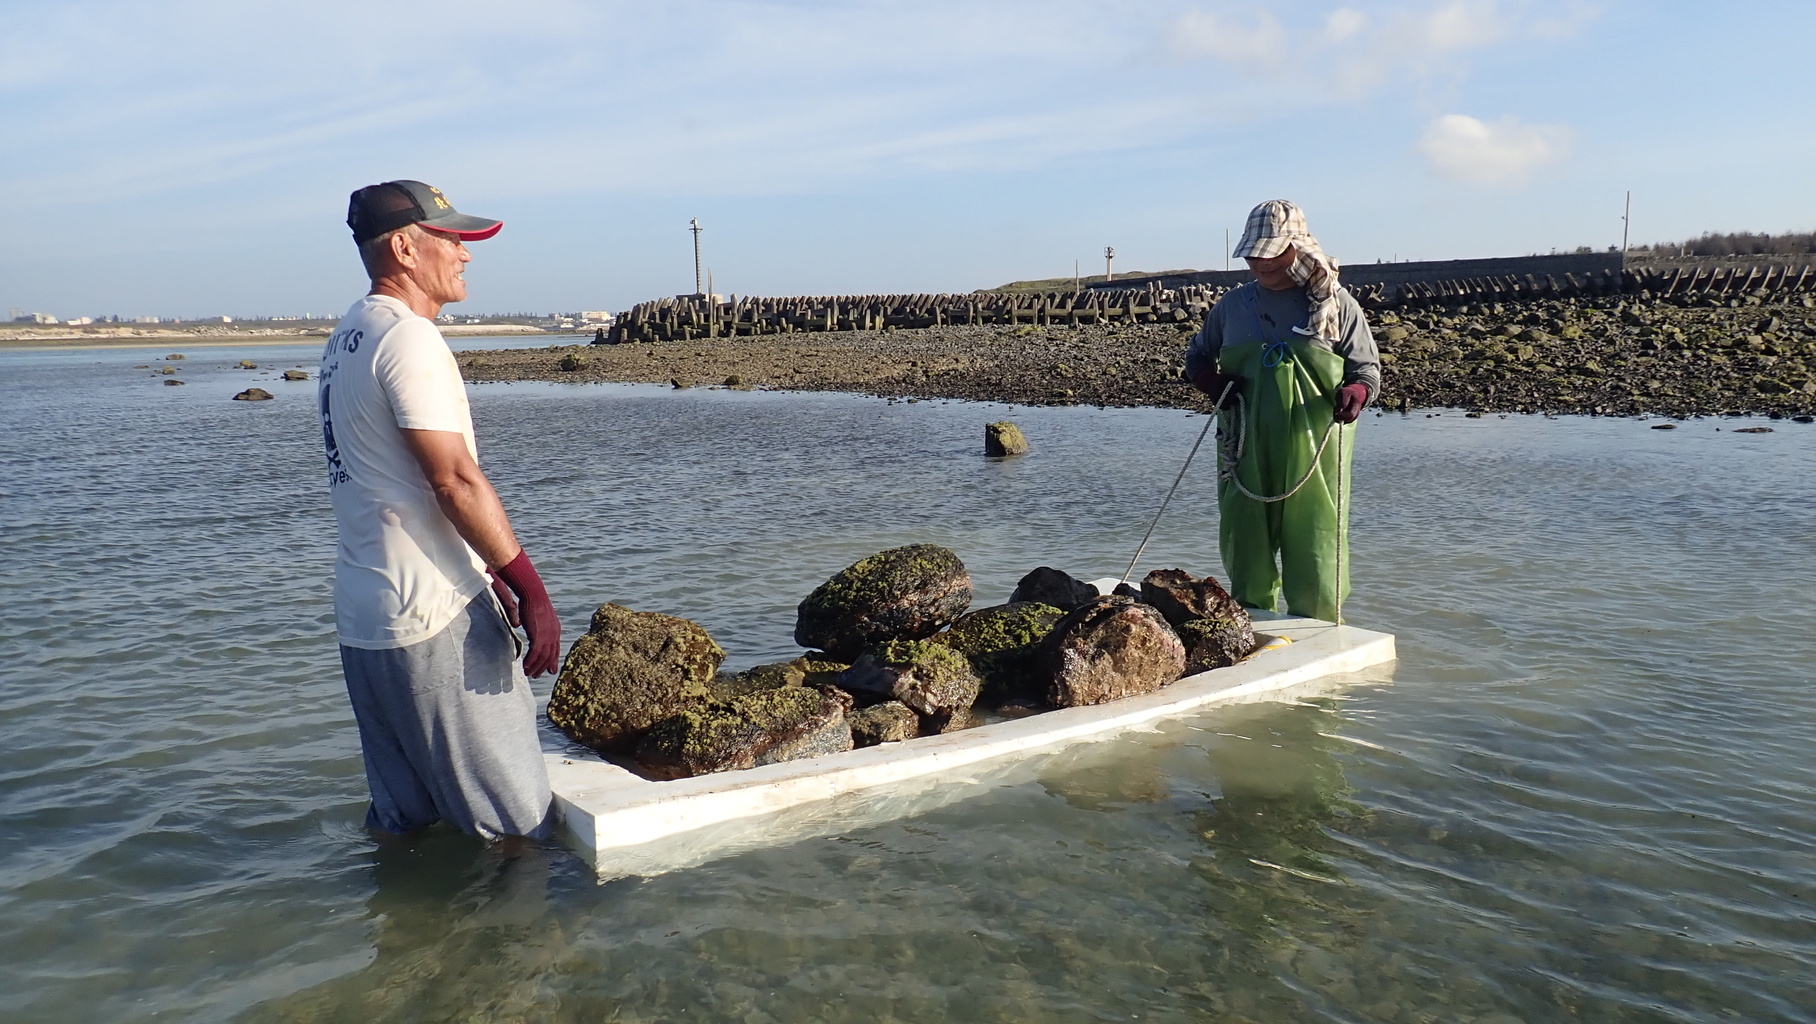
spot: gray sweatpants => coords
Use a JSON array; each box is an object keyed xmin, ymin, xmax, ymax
[{"xmin": 340, "ymin": 591, "xmax": 553, "ymax": 840}]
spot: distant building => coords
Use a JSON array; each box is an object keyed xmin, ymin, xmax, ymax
[
  {"xmin": 131, "ymin": 315, "xmax": 160, "ymax": 324},
  {"xmin": 577, "ymin": 310, "xmax": 614, "ymax": 322},
  {"xmin": 15, "ymin": 312, "xmax": 59, "ymax": 324},
  {"xmin": 66, "ymin": 316, "xmax": 94, "ymax": 326}
]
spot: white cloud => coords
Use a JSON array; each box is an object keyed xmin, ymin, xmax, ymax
[
  {"xmin": 1168, "ymin": 10, "xmax": 1287, "ymax": 67},
  {"xmin": 1418, "ymin": 113, "xmax": 1570, "ymax": 183},
  {"xmin": 1324, "ymin": 8, "xmax": 1368, "ymax": 42},
  {"xmin": 1163, "ymin": 1, "xmax": 1588, "ymax": 98}
]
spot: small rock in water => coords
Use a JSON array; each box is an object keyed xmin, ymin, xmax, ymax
[
  {"xmin": 164, "ymin": 378, "xmax": 186, "ymax": 386},
  {"xmin": 1040, "ymin": 597, "xmax": 1186, "ymax": 708},
  {"xmin": 165, "ymin": 353, "xmax": 185, "ymax": 361},
  {"xmin": 1733, "ymin": 426, "xmax": 1773, "ymax": 434},
  {"xmin": 559, "ymin": 352, "xmax": 586, "ymax": 371},
  {"xmin": 281, "ymin": 369, "xmax": 309, "ymax": 381},
  {"xmin": 237, "ymin": 359, "xmax": 257, "ymax": 369},
  {"xmin": 1651, "ymin": 423, "xmax": 1677, "ymax": 430},
  {"xmin": 984, "ymin": 421, "xmax": 1029, "ymax": 456},
  {"xmin": 795, "ymin": 544, "xmax": 973, "ymax": 659},
  {"xmin": 1008, "ymin": 566, "xmax": 1099, "ymax": 611},
  {"xmin": 232, "ymin": 388, "xmax": 273, "ymax": 401},
  {"xmin": 547, "ymin": 604, "xmax": 724, "ymax": 752},
  {"xmin": 849, "ymin": 701, "xmax": 919, "ymax": 747}
]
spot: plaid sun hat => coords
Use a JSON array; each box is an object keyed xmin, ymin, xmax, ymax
[
  {"xmin": 1231, "ymin": 199, "xmax": 1306, "ymax": 260},
  {"xmin": 1232, "ymin": 199, "xmax": 1345, "ymax": 342}
]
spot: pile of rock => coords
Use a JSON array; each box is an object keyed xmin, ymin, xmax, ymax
[{"xmin": 545, "ymin": 544, "xmax": 1261, "ymax": 780}]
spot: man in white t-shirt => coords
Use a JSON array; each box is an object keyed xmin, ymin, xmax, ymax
[{"xmin": 319, "ymin": 179, "xmax": 560, "ymax": 841}]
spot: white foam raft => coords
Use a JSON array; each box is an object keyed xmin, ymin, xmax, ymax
[{"xmin": 546, "ymin": 605, "xmax": 1395, "ymax": 878}]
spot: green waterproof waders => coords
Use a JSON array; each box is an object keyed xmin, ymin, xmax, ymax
[{"xmin": 1215, "ymin": 327, "xmax": 1355, "ymax": 623}]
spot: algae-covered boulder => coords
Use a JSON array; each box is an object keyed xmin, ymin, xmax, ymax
[
  {"xmin": 546, "ymin": 604, "xmax": 725, "ymax": 752},
  {"xmin": 837, "ymin": 638, "xmax": 981, "ymax": 719},
  {"xmin": 634, "ymin": 686, "xmax": 853, "ymax": 780},
  {"xmin": 795, "ymin": 544, "xmax": 972, "ymax": 659},
  {"xmin": 1141, "ymin": 570, "xmax": 1252, "ymax": 640},
  {"xmin": 985, "ymin": 421, "xmax": 1029, "ymax": 456},
  {"xmin": 1178, "ymin": 615, "xmax": 1257, "ymax": 674},
  {"xmin": 932, "ymin": 601, "xmax": 1064, "ymax": 702},
  {"xmin": 1040, "ymin": 597, "xmax": 1186, "ymax": 708},
  {"xmin": 849, "ymin": 701, "xmax": 919, "ymax": 747},
  {"xmin": 1009, "ymin": 566, "xmax": 1100, "ymax": 612}
]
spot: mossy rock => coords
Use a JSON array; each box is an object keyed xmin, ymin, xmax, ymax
[
  {"xmin": 706, "ymin": 660, "xmax": 804, "ymax": 700},
  {"xmin": 786, "ymin": 655, "xmax": 850, "ymax": 689},
  {"xmin": 932, "ymin": 601, "xmax": 1063, "ymax": 702},
  {"xmin": 837, "ymin": 638, "xmax": 980, "ymax": 718},
  {"xmin": 795, "ymin": 544, "xmax": 972, "ymax": 659},
  {"xmin": 849, "ymin": 701, "xmax": 918, "ymax": 747},
  {"xmin": 1179, "ymin": 615, "xmax": 1259, "ymax": 674},
  {"xmin": 547, "ymin": 604, "xmax": 725, "ymax": 752},
  {"xmin": 634, "ymin": 686, "xmax": 852, "ymax": 780}
]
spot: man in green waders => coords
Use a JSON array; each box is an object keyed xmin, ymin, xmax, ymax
[{"xmin": 1183, "ymin": 200, "xmax": 1379, "ymax": 622}]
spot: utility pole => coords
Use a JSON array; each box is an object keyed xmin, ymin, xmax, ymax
[
  {"xmin": 1104, "ymin": 246, "xmax": 1115, "ymax": 282},
  {"xmin": 689, "ymin": 217, "xmax": 704, "ymax": 295},
  {"xmin": 1225, "ymin": 229, "xmax": 1230, "ymax": 271},
  {"xmin": 1074, "ymin": 258, "xmax": 1080, "ymax": 294},
  {"xmin": 1620, "ymin": 191, "xmax": 1631, "ymax": 256}
]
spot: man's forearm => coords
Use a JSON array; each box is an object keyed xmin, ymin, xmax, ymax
[{"xmin": 428, "ymin": 469, "xmax": 522, "ymax": 568}]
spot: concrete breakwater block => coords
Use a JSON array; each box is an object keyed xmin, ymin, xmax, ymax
[{"xmin": 546, "ymin": 608, "xmax": 1395, "ymax": 878}]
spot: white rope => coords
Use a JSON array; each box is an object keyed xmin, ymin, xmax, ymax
[
  {"xmin": 1216, "ymin": 390, "xmax": 1340, "ymax": 504},
  {"xmin": 1335, "ymin": 420, "xmax": 1346, "ymax": 626},
  {"xmin": 1118, "ymin": 405, "xmax": 1219, "ymax": 586}
]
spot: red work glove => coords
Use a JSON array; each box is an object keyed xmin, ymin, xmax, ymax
[
  {"xmin": 487, "ymin": 569, "xmax": 520, "ymax": 627},
  {"xmin": 494, "ymin": 549, "xmax": 562, "ymax": 678},
  {"xmin": 1189, "ymin": 366, "xmax": 1241, "ymax": 407},
  {"xmin": 1333, "ymin": 382, "xmax": 1369, "ymax": 424}
]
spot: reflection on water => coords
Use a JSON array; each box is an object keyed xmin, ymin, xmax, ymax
[{"xmin": 3, "ymin": 348, "xmax": 1814, "ymax": 1023}]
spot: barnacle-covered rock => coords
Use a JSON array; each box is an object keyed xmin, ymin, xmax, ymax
[
  {"xmin": 546, "ymin": 604, "xmax": 724, "ymax": 752},
  {"xmin": 1040, "ymin": 597, "xmax": 1186, "ymax": 708}
]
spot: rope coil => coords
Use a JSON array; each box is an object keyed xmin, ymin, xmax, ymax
[{"xmin": 1121, "ymin": 381, "xmax": 1351, "ymax": 625}]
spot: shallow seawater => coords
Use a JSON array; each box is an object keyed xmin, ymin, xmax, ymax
[{"xmin": 2, "ymin": 344, "xmax": 1813, "ymax": 1023}]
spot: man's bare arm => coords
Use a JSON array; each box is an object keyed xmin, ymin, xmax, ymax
[
  {"xmin": 400, "ymin": 428, "xmax": 521, "ymax": 568},
  {"xmin": 401, "ymin": 427, "xmax": 562, "ymax": 676}
]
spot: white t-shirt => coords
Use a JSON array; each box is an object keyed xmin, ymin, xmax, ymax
[{"xmin": 318, "ymin": 294, "xmax": 489, "ymax": 649}]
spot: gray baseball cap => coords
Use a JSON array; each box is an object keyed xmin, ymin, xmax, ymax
[{"xmin": 347, "ymin": 180, "xmax": 502, "ymax": 243}]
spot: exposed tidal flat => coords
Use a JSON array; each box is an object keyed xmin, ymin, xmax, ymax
[
  {"xmin": 466, "ymin": 297, "xmax": 1816, "ymax": 420},
  {"xmin": 2, "ymin": 342, "xmax": 1814, "ymax": 1022}
]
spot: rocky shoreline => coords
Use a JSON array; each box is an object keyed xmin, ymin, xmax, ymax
[{"xmin": 460, "ymin": 296, "xmax": 1816, "ymax": 419}]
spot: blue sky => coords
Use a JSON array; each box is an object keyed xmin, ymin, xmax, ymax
[{"xmin": 2, "ymin": 0, "xmax": 1812, "ymax": 319}]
